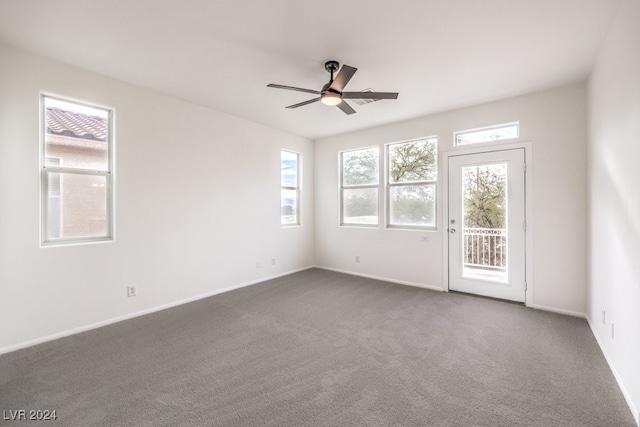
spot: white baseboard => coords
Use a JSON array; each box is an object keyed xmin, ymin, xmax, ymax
[
  {"xmin": 314, "ymin": 265, "xmax": 445, "ymax": 293},
  {"xmin": 0, "ymin": 266, "xmax": 314, "ymax": 356},
  {"xmin": 529, "ymin": 303, "xmax": 586, "ymax": 318},
  {"xmin": 586, "ymin": 316, "xmax": 640, "ymax": 426}
]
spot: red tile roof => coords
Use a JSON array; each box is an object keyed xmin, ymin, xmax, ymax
[{"xmin": 46, "ymin": 107, "xmax": 108, "ymax": 142}]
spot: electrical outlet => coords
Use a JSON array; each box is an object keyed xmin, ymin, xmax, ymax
[
  {"xmin": 256, "ymin": 261, "xmax": 261, "ymax": 269},
  {"xmin": 127, "ymin": 285, "xmax": 136, "ymax": 297},
  {"xmin": 602, "ymin": 310, "xmax": 606, "ymax": 325},
  {"xmin": 271, "ymin": 258, "xmax": 276, "ymax": 266},
  {"xmin": 355, "ymin": 255, "xmax": 360, "ymax": 263}
]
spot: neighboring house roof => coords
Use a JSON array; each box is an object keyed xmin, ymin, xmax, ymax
[{"xmin": 46, "ymin": 107, "xmax": 107, "ymax": 142}]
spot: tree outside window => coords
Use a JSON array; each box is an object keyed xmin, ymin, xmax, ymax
[{"xmin": 387, "ymin": 137, "xmax": 437, "ymax": 229}]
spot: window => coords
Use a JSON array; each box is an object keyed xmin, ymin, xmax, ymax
[
  {"xmin": 387, "ymin": 137, "xmax": 437, "ymax": 229},
  {"xmin": 281, "ymin": 150, "xmax": 300, "ymax": 225},
  {"xmin": 41, "ymin": 95, "xmax": 113, "ymax": 245},
  {"xmin": 455, "ymin": 122, "xmax": 519, "ymax": 146},
  {"xmin": 340, "ymin": 147, "xmax": 379, "ymax": 226},
  {"xmin": 45, "ymin": 157, "xmax": 63, "ymax": 239}
]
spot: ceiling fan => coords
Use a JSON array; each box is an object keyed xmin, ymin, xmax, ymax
[{"xmin": 267, "ymin": 60, "xmax": 399, "ymax": 115}]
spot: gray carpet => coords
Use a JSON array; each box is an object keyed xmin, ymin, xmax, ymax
[{"xmin": 0, "ymin": 268, "xmax": 635, "ymax": 426}]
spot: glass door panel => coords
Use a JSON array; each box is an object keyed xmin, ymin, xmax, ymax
[
  {"xmin": 448, "ymin": 149, "xmax": 526, "ymax": 302},
  {"xmin": 462, "ymin": 163, "xmax": 508, "ymax": 283}
]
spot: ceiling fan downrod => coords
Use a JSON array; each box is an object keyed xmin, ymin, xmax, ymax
[{"xmin": 324, "ymin": 60, "xmax": 340, "ymax": 83}]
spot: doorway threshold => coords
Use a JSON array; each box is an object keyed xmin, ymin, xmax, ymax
[{"xmin": 448, "ymin": 290, "xmax": 525, "ymax": 306}]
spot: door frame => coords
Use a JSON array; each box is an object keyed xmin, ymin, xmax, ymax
[{"xmin": 442, "ymin": 141, "xmax": 534, "ymax": 307}]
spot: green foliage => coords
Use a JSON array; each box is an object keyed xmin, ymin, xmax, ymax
[
  {"xmin": 390, "ymin": 185, "xmax": 435, "ymax": 226},
  {"xmin": 389, "ymin": 140, "xmax": 437, "ymax": 182},
  {"xmin": 344, "ymin": 188, "xmax": 377, "ymax": 219},
  {"xmin": 341, "ymin": 141, "xmax": 438, "ymax": 226},
  {"xmin": 463, "ymin": 165, "xmax": 506, "ymax": 228},
  {"xmin": 343, "ymin": 148, "xmax": 378, "ymax": 185},
  {"xmin": 387, "ymin": 139, "xmax": 437, "ymax": 226}
]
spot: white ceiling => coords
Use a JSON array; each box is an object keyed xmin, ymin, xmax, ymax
[{"xmin": 0, "ymin": 0, "xmax": 621, "ymax": 140}]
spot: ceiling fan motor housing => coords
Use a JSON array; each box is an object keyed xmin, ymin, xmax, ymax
[{"xmin": 321, "ymin": 82, "xmax": 339, "ymax": 95}]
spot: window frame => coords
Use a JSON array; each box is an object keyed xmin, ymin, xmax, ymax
[
  {"xmin": 454, "ymin": 122, "xmax": 519, "ymax": 147},
  {"xmin": 44, "ymin": 156, "xmax": 63, "ymax": 239},
  {"xmin": 385, "ymin": 136, "xmax": 438, "ymax": 231},
  {"xmin": 40, "ymin": 94, "xmax": 115, "ymax": 246},
  {"xmin": 280, "ymin": 149, "xmax": 301, "ymax": 227},
  {"xmin": 339, "ymin": 146, "xmax": 380, "ymax": 227}
]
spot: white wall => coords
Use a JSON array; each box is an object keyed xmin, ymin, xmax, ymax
[
  {"xmin": 315, "ymin": 83, "xmax": 589, "ymax": 315},
  {"xmin": 0, "ymin": 44, "xmax": 314, "ymax": 353},
  {"xmin": 587, "ymin": 0, "xmax": 640, "ymax": 422},
  {"xmin": 0, "ymin": 18, "xmax": 636, "ymax": 419}
]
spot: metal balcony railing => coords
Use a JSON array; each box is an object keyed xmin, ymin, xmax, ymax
[{"xmin": 463, "ymin": 227, "xmax": 507, "ymax": 271}]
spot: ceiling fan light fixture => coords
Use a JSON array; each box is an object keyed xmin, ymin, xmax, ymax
[{"xmin": 321, "ymin": 92, "xmax": 342, "ymax": 106}]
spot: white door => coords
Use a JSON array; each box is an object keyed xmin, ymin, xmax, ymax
[{"xmin": 448, "ymin": 148, "xmax": 526, "ymax": 302}]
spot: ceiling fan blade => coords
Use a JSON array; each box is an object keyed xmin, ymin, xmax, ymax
[
  {"xmin": 286, "ymin": 97, "xmax": 321, "ymax": 109},
  {"xmin": 329, "ymin": 65, "xmax": 357, "ymax": 92},
  {"xmin": 267, "ymin": 84, "xmax": 320, "ymax": 95},
  {"xmin": 336, "ymin": 100, "xmax": 356, "ymax": 115},
  {"xmin": 342, "ymin": 92, "xmax": 399, "ymax": 100}
]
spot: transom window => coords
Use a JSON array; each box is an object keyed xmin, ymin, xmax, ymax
[
  {"xmin": 387, "ymin": 137, "xmax": 437, "ymax": 229},
  {"xmin": 41, "ymin": 95, "xmax": 114, "ymax": 245},
  {"xmin": 455, "ymin": 122, "xmax": 519, "ymax": 146}
]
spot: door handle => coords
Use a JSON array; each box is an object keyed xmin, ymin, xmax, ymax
[{"xmin": 450, "ymin": 228, "xmax": 456, "ymax": 234}]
